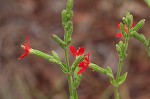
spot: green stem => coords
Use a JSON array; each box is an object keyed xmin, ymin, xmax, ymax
[
  {"xmin": 64, "ymin": 48, "xmax": 74, "ymax": 99},
  {"xmin": 114, "ymin": 87, "xmax": 119, "ymax": 99},
  {"xmin": 116, "ymin": 59, "xmax": 123, "ymax": 81},
  {"xmin": 115, "ymin": 38, "xmax": 129, "ymax": 99}
]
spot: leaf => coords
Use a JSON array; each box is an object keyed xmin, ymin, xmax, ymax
[
  {"xmin": 31, "ymin": 49, "xmax": 53, "ymax": 61},
  {"xmin": 90, "ymin": 63, "xmax": 107, "ymax": 74},
  {"xmin": 132, "ymin": 19, "xmax": 145, "ymax": 31},
  {"xmin": 59, "ymin": 63, "xmax": 68, "ymax": 74},
  {"xmin": 51, "ymin": 34, "xmax": 66, "ymax": 49},
  {"xmin": 52, "ymin": 51, "xmax": 60, "ymax": 61},
  {"xmin": 117, "ymin": 72, "xmax": 128, "ymax": 85}
]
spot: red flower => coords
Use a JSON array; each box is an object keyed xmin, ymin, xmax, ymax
[
  {"xmin": 77, "ymin": 53, "xmax": 90, "ymax": 74},
  {"xmin": 70, "ymin": 46, "xmax": 84, "ymax": 57},
  {"xmin": 18, "ymin": 36, "xmax": 31, "ymax": 60},
  {"xmin": 116, "ymin": 22, "xmax": 134, "ymax": 38}
]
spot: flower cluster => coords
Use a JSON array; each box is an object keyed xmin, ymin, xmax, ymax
[
  {"xmin": 18, "ymin": 36, "xmax": 31, "ymax": 60},
  {"xmin": 70, "ymin": 46, "xmax": 90, "ymax": 74},
  {"xmin": 116, "ymin": 22, "xmax": 134, "ymax": 38}
]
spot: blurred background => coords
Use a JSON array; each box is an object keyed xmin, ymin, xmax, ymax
[{"xmin": 0, "ymin": 0, "xmax": 150, "ymax": 99}]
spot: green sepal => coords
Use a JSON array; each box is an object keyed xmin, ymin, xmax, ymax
[
  {"xmin": 71, "ymin": 55, "xmax": 84, "ymax": 72},
  {"xmin": 30, "ymin": 49, "xmax": 53, "ymax": 61},
  {"xmin": 145, "ymin": 0, "xmax": 150, "ymax": 7},
  {"xmin": 117, "ymin": 72, "xmax": 128, "ymax": 85},
  {"xmin": 52, "ymin": 51, "xmax": 61, "ymax": 61},
  {"xmin": 51, "ymin": 34, "xmax": 66, "ymax": 49},
  {"xmin": 132, "ymin": 19, "xmax": 145, "ymax": 31}
]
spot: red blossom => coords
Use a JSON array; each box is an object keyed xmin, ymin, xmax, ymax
[
  {"xmin": 18, "ymin": 36, "xmax": 31, "ymax": 60},
  {"xmin": 116, "ymin": 22, "xmax": 134, "ymax": 38},
  {"xmin": 77, "ymin": 53, "xmax": 90, "ymax": 74},
  {"xmin": 70, "ymin": 46, "xmax": 84, "ymax": 57}
]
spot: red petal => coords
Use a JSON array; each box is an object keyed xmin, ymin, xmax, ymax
[
  {"xmin": 78, "ymin": 62, "xmax": 85, "ymax": 67},
  {"xmin": 77, "ymin": 67, "xmax": 87, "ymax": 74},
  {"xmin": 18, "ymin": 52, "xmax": 29, "ymax": 60},
  {"xmin": 26, "ymin": 35, "xmax": 30, "ymax": 45},
  {"xmin": 77, "ymin": 47, "xmax": 84, "ymax": 56},
  {"xmin": 84, "ymin": 53, "xmax": 90, "ymax": 62},
  {"xmin": 116, "ymin": 33, "xmax": 122, "ymax": 38},
  {"xmin": 131, "ymin": 22, "xmax": 134, "ymax": 28},
  {"xmin": 117, "ymin": 22, "xmax": 121, "ymax": 29},
  {"xmin": 70, "ymin": 46, "xmax": 77, "ymax": 56}
]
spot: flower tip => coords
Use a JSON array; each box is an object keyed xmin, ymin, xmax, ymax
[
  {"xmin": 18, "ymin": 57, "xmax": 21, "ymax": 60},
  {"xmin": 116, "ymin": 33, "xmax": 122, "ymax": 38},
  {"xmin": 117, "ymin": 22, "xmax": 121, "ymax": 29}
]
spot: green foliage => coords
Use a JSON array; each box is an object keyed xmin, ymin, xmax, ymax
[
  {"xmin": 116, "ymin": 41, "xmax": 127, "ymax": 60},
  {"xmin": 122, "ymin": 12, "xmax": 133, "ymax": 27},
  {"xmin": 90, "ymin": 63, "xmax": 107, "ymax": 74},
  {"xmin": 132, "ymin": 19, "xmax": 145, "ymax": 31},
  {"xmin": 51, "ymin": 34, "xmax": 66, "ymax": 49},
  {"xmin": 52, "ymin": 51, "xmax": 61, "ymax": 61},
  {"xmin": 117, "ymin": 72, "xmax": 127, "ymax": 85},
  {"xmin": 30, "ymin": 49, "xmax": 53, "ymax": 61},
  {"xmin": 62, "ymin": 0, "xmax": 74, "ymax": 46}
]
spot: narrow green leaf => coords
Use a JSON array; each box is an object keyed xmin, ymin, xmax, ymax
[
  {"xmin": 30, "ymin": 49, "xmax": 53, "ymax": 61},
  {"xmin": 117, "ymin": 72, "xmax": 128, "ymax": 85},
  {"xmin": 51, "ymin": 34, "xmax": 66, "ymax": 49},
  {"xmin": 132, "ymin": 32, "xmax": 147, "ymax": 46},
  {"xmin": 90, "ymin": 63, "xmax": 107, "ymax": 74},
  {"xmin": 60, "ymin": 63, "xmax": 68, "ymax": 73},
  {"xmin": 52, "ymin": 51, "xmax": 61, "ymax": 61},
  {"xmin": 132, "ymin": 19, "xmax": 145, "ymax": 31},
  {"xmin": 49, "ymin": 57, "xmax": 61, "ymax": 64}
]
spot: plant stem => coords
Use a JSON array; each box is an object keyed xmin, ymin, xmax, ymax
[
  {"xmin": 114, "ymin": 87, "xmax": 119, "ymax": 99},
  {"xmin": 64, "ymin": 48, "xmax": 74, "ymax": 99},
  {"xmin": 115, "ymin": 38, "xmax": 129, "ymax": 99},
  {"xmin": 116, "ymin": 59, "xmax": 123, "ymax": 81}
]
